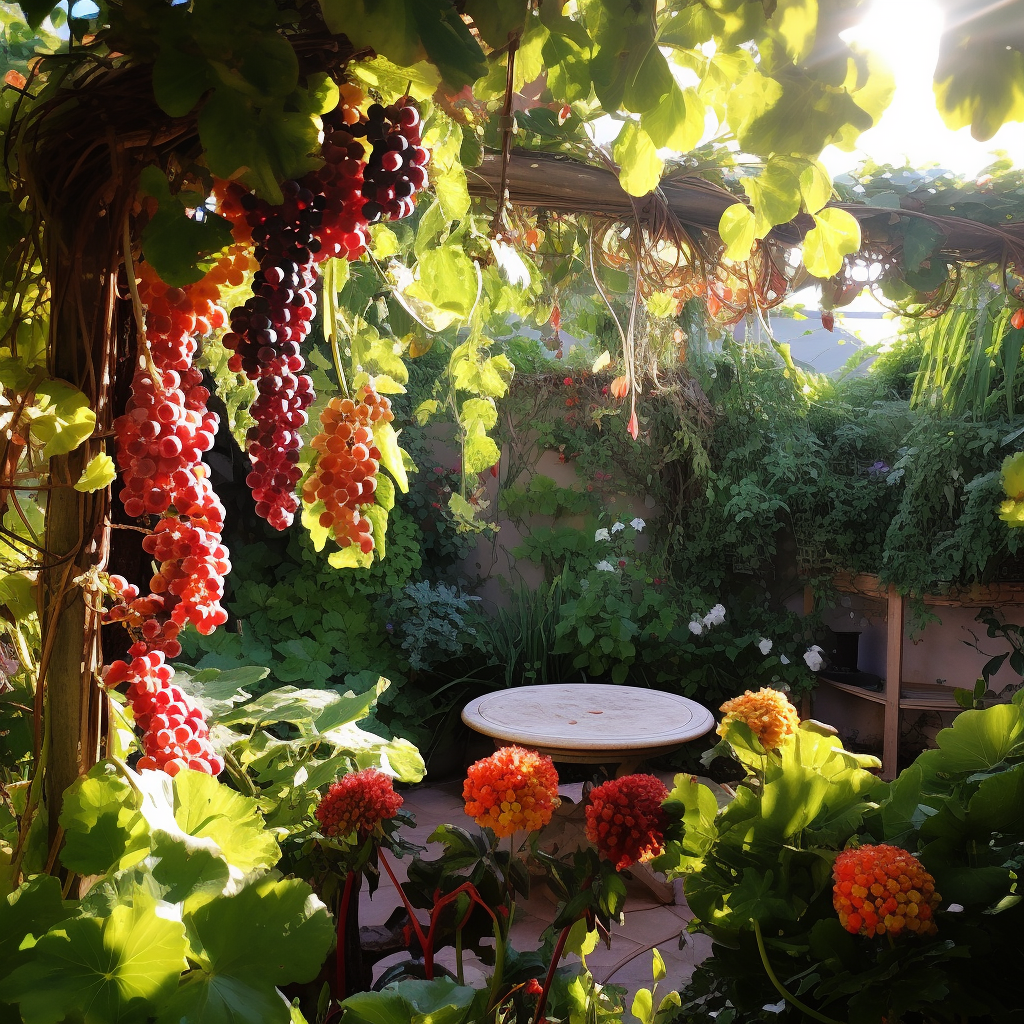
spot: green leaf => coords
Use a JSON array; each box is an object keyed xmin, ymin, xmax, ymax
[
  {"xmin": 406, "ymin": 246, "xmax": 478, "ymax": 321},
  {"xmin": 631, "ymin": 988, "xmax": 654, "ymax": 1024},
  {"xmin": 17, "ymin": 1, "xmax": 60, "ymax": 30},
  {"xmin": 641, "ymin": 83, "xmax": 704, "ymax": 152},
  {"xmin": 901, "ymin": 218, "xmax": 947, "ymax": 275},
  {"xmin": 158, "ymin": 876, "xmax": 333, "ymax": 1024},
  {"xmin": 797, "ymin": 159, "xmax": 832, "ymax": 214},
  {"xmin": 30, "ymin": 379, "xmax": 95, "ymax": 459},
  {"xmin": 234, "ymin": 31, "xmax": 300, "ymax": 99},
  {"xmin": 613, "ymin": 121, "xmax": 663, "ymax": 198},
  {"xmin": 376, "ymin": 472, "xmax": 396, "ymax": 511},
  {"xmin": 719, "ymin": 204, "xmax": 756, "ymax": 262},
  {"xmin": 198, "ymin": 90, "xmax": 321, "ymax": 205},
  {"xmin": 414, "ymin": 399, "xmax": 440, "ymax": 426},
  {"xmin": 363, "ymin": 503, "xmax": 389, "ymax": 559},
  {"xmin": 802, "ymin": 207, "xmax": 861, "ymax": 278},
  {"xmin": 374, "ymin": 420, "xmax": 409, "ymax": 493},
  {"xmin": 742, "ymin": 160, "xmax": 802, "ymax": 235},
  {"xmin": 934, "ymin": 44, "xmax": 1024, "ymax": 142},
  {"xmin": 340, "ymin": 977, "xmax": 485, "ymax": 1024},
  {"xmin": 74, "ymin": 452, "xmax": 116, "ymax": 492},
  {"xmin": 0, "ymin": 876, "xmax": 75, "ymax": 985},
  {"xmin": 2, "ymin": 888, "xmax": 186, "ymax": 1024},
  {"xmin": 771, "ymin": 0, "xmax": 818, "ymax": 63},
  {"xmin": 153, "ymin": 45, "xmax": 215, "ymax": 117},
  {"xmin": 172, "ymin": 769, "xmax": 279, "ymax": 873},
  {"xmin": 651, "ymin": 948, "xmax": 666, "ymax": 982},
  {"xmin": 320, "ymin": 0, "xmax": 486, "ymax": 91},
  {"xmin": 0, "ymin": 572, "xmax": 36, "ymax": 620},
  {"xmin": 59, "ymin": 764, "xmax": 150, "ymax": 876},
  {"xmin": 138, "ymin": 167, "xmax": 235, "ymax": 288},
  {"xmin": 916, "ymin": 703, "xmax": 1024, "ymax": 780},
  {"xmin": 464, "ymin": 0, "xmax": 527, "ymax": 48}
]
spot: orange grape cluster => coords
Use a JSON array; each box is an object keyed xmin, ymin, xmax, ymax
[
  {"xmin": 315, "ymin": 768, "xmax": 403, "ymax": 838},
  {"xmin": 585, "ymin": 773, "xmax": 669, "ymax": 872},
  {"xmin": 833, "ymin": 844, "xmax": 940, "ymax": 937},
  {"xmin": 718, "ymin": 687, "xmax": 800, "ymax": 751},
  {"xmin": 462, "ymin": 745, "xmax": 560, "ymax": 838},
  {"xmin": 302, "ymin": 386, "xmax": 393, "ymax": 555}
]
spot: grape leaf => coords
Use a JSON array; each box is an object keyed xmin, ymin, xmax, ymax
[
  {"xmin": 802, "ymin": 207, "xmax": 861, "ymax": 278},
  {"xmin": 719, "ymin": 204, "xmax": 756, "ymax": 262},
  {"xmin": 613, "ymin": 121, "xmax": 662, "ymax": 198},
  {"xmin": 74, "ymin": 452, "xmax": 116, "ymax": 492}
]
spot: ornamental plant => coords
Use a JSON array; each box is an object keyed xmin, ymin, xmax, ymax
[
  {"xmin": 585, "ymin": 773, "xmax": 669, "ymax": 871},
  {"xmin": 717, "ymin": 687, "xmax": 801, "ymax": 752},
  {"xmin": 315, "ymin": 768, "xmax": 403, "ymax": 839},
  {"xmin": 462, "ymin": 745, "xmax": 560, "ymax": 837},
  {"xmin": 832, "ymin": 843, "xmax": 940, "ymax": 938},
  {"xmin": 656, "ymin": 690, "xmax": 1024, "ymax": 1024}
]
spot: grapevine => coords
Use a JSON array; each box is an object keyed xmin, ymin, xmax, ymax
[{"xmin": 105, "ymin": 88, "xmax": 427, "ymax": 776}]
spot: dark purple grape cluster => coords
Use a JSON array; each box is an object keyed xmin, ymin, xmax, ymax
[
  {"xmin": 351, "ymin": 100, "xmax": 429, "ymax": 224},
  {"xmin": 222, "ymin": 181, "xmax": 321, "ymax": 529}
]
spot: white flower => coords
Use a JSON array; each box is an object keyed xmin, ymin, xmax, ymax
[
  {"xmin": 758, "ymin": 637, "xmax": 773, "ymax": 656},
  {"xmin": 702, "ymin": 603, "xmax": 726, "ymax": 628},
  {"xmin": 611, "ymin": 521, "xmax": 625, "ymax": 533},
  {"xmin": 780, "ymin": 654, "xmax": 790, "ymax": 665},
  {"xmin": 594, "ymin": 528, "xmax": 610, "ymax": 542},
  {"xmin": 947, "ymin": 903, "xmax": 964, "ymax": 913},
  {"xmin": 630, "ymin": 517, "xmax": 646, "ymax": 531},
  {"xmin": 688, "ymin": 620, "xmax": 704, "ymax": 636},
  {"xmin": 803, "ymin": 645, "xmax": 824, "ymax": 672},
  {"xmin": 595, "ymin": 560, "xmax": 616, "ymax": 572},
  {"xmin": 762, "ymin": 1003, "xmax": 786, "ymax": 1015}
]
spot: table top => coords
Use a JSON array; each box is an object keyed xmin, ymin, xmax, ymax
[{"xmin": 462, "ymin": 683, "xmax": 715, "ymax": 752}]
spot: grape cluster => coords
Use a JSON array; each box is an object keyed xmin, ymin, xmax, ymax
[
  {"xmin": 220, "ymin": 180, "xmax": 319, "ymax": 529},
  {"xmin": 103, "ymin": 647, "xmax": 223, "ymax": 777},
  {"xmin": 312, "ymin": 84, "xmax": 371, "ymax": 263},
  {"xmin": 301, "ymin": 387, "xmax": 393, "ymax": 554},
  {"xmin": 351, "ymin": 99, "xmax": 429, "ymax": 224}
]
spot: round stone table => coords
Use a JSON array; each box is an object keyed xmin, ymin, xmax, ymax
[{"xmin": 462, "ymin": 683, "xmax": 715, "ymax": 776}]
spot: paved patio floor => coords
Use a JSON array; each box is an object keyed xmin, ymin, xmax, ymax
[{"xmin": 360, "ymin": 772, "xmax": 713, "ymax": 1005}]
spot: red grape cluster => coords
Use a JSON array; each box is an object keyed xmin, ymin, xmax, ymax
[
  {"xmin": 311, "ymin": 84, "xmax": 371, "ymax": 263},
  {"xmin": 301, "ymin": 387, "xmax": 393, "ymax": 554},
  {"xmin": 103, "ymin": 648, "xmax": 223, "ymax": 777},
  {"xmin": 220, "ymin": 179, "xmax": 320, "ymax": 529},
  {"xmin": 107, "ymin": 261, "xmax": 237, "ymax": 775},
  {"xmin": 351, "ymin": 99, "xmax": 429, "ymax": 224}
]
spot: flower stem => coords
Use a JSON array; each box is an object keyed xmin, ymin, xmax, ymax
[
  {"xmin": 531, "ymin": 919, "xmax": 574, "ymax": 1024},
  {"xmin": 336, "ymin": 869, "xmax": 357, "ymax": 1001},
  {"xmin": 378, "ymin": 847, "xmax": 431, "ymax": 971},
  {"xmin": 752, "ymin": 919, "xmax": 842, "ymax": 1024}
]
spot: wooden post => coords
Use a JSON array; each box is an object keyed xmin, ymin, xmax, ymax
[
  {"xmin": 801, "ymin": 584, "xmax": 813, "ymax": 720},
  {"xmin": 883, "ymin": 585, "xmax": 904, "ymax": 780}
]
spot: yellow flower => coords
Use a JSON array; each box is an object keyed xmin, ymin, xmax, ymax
[{"xmin": 718, "ymin": 687, "xmax": 800, "ymax": 750}]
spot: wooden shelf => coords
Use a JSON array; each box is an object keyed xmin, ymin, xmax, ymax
[
  {"xmin": 818, "ymin": 676, "xmax": 963, "ymax": 711},
  {"xmin": 808, "ymin": 576, "xmax": 1024, "ymax": 780},
  {"xmin": 832, "ymin": 572, "xmax": 1024, "ymax": 608}
]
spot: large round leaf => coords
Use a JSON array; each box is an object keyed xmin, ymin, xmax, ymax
[{"xmin": 0, "ymin": 888, "xmax": 186, "ymax": 1024}]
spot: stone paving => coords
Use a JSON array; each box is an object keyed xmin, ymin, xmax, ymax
[{"xmin": 360, "ymin": 773, "xmax": 713, "ymax": 1003}]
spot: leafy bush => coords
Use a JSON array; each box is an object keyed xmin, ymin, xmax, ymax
[{"xmin": 658, "ymin": 692, "xmax": 1024, "ymax": 1024}]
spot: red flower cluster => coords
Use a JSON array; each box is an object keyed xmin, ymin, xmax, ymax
[
  {"xmin": 833, "ymin": 844, "xmax": 940, "ymax": 937},
  {"xmin": 585, "ymin": 773, "xmax": 669, "ymax": 871},
  {"xmin": 315, "ymin": 768, "xmax": 403, "ymax": 838},
  {"xmin": 463, "ymin": 745, "xmax": 560, "ymax": 837}
]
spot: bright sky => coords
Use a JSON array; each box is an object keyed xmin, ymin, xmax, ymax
[{"xmin": 827, "ymin": 0, "xmax": 1024, "ymax": 177}]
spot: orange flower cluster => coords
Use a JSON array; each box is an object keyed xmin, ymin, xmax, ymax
[
  {"xmin": 315, "ymin": 768, "xmax": 403, "ymax": 838},
  {"xmin": 463, "ymin": 746, "xmax": 560, "ymax": 838},
  {"xmin": 718, "ymin": 687, "xmax": 800, "ymax": 751},
  {"xmin": 585, "ymin": 773, "xmax": 669, "ymax": 872},
  {"xmin": 833, "ymin": 844, "xmax": 940, "ymax": 937}
]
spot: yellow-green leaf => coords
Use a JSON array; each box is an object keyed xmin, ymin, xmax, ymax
[
  {"xmin": 719, "ymin": 204, "xmax": 756, "ymax": 262},
  {"xmin": 652, "ymin": 947, "xmax": 667, "ymax": 982},
  {"xmin": 373, "ymin": 420, "xmax": 409, "ymax": 492},
  {"xmin": 802, "ymin": 207, "xmax": 861, "ymax": 278},
  {"xmin": 592, "ymin": 350, "xmax": 611, "ymax": 373},
  {"xmin": 613, "ymin": 121, "xmax": 663, "ymax": 198},
  {"xmin": 74, "ymin": 453, "xmax": 116, "ymax": 493},
  {"xmin": 640, "ymin": 83, "xmax": 704, "ymax": 152}
]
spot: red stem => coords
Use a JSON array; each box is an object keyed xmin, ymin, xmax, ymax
[
  {"xmin": 336, "ymin": 870, "xmax": 357, "ymax": 1001},
  {"xmin": 378, "ymin": 847, "xmax": 432, "ymax": 974},
  {"xmin": 532, "ymin": 921, "xmax": 574, "ymax": 1024}
]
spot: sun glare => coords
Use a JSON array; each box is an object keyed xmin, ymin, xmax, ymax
[{"xmin": 828, "ymin": 0, "xmax": 1024, "ymax": 177}]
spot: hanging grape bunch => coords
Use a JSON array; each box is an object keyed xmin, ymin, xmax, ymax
[
  {"xmin": 352, "ymin": 98, "xmax": 429, "ymax": 224},
  {"xmin": 302, "ymin": 385, "xmax": 394, "ymax": 555}
]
